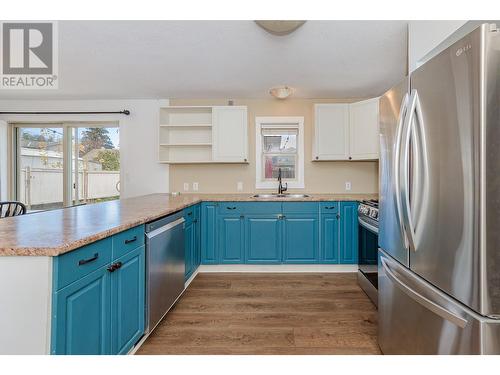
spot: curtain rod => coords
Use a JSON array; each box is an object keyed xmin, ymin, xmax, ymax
[{"xmin": 0, "ymin": 110, "xmax": 130, "ymax": 115}]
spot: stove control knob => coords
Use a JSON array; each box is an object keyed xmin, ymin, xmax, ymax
[{"xmin": 370, "ymin": 210, "xmax": 378, "ymax": 219}]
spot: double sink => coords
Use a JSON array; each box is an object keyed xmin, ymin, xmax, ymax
[{"xmin": 252, "ymin": 193, "xmax": 310, "ymax": 199}]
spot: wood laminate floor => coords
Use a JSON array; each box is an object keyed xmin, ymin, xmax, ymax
[{"xmin": 137, "ymin": 273, "xmax": 381, "ymax": 355}]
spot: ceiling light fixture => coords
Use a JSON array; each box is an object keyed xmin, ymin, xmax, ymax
[
  {"xmin": 269, "ymin": 86, "xmax": 294, "ymax": 99},
  {"xmin": 255, "ymin": 21, "xmax": 306, "ymax": 36}
]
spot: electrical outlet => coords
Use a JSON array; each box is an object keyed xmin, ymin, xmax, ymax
[
  {"xmin": 237, "ymin": 182, "xmax": 243, "ymax": 192},
  {"xmin": 192, "ymin": 182, "xmax": 199, "ymax": 191},
  {"xmin": 183, "ymin": 183, "xmax": 189, "ymax": 191},
  {"xmin": 345, "ymin": 181, "xmax": 352, "ymax": 191}
]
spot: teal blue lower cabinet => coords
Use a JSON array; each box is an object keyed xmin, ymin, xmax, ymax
[
  {"xmin": 283, "ymin": 214, "xmax": 319, "ymax": 263},
  {"xmin": 111, "ymin": 246, "xmax": 145, "ymax": 355},
  {"xmin": 320, "ymin": 213, "xmax": 340, "ymax": 263},
  {"xmin": 184, "ymin": 219, "xmax": 195, "ymax": 280},
  {"xmin": 201, "ymin": 202, "xmax": 218, "ymax": 264},
  {"xmin": 245, "ymin": 215, "xmax": 282, "ymax": 263},
  {"xmin": 52, "ymin": 266, "xmax": 111, "ymax": 355},
  {"xmin": 194, "ymin": 204, "xmax": 201, "ymax": 269},
  {"xmin": 339, "ymin": 202, "xmax": 359, "ymax": 264},
  {"xmin": 199, "ymin": 201, "xmax": 359, "ymax": 265},
  {"xmin": 219, "ymin": 215, "xmax": 244, "ymax": 263},
  {"xmin": 52, "ymin": 225, "xmax": 146, "ymax": 355}
]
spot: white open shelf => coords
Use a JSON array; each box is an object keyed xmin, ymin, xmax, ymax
[
  {"xmin": 158, "ymin": 105, "xmax": 249, "ymax": 164},
  {"xmin": 160, "ymin": 143, "xmax": 212, "ymax": 147},
  {"xmin": 160, "ymin": 124, "xmax": 212, "ymax": 128},
  {"xmin": 159, "ymin": 106, "xmax": 214, "ymax": 163}
]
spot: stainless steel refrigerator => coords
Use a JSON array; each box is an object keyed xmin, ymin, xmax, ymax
[{"xmin": 378, "ymin": 23, "xmax": 500, "ymax": 354}]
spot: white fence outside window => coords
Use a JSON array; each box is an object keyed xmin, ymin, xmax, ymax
[{"xmin": 19, "ymin": 167, "xmax": 120, "ymax": 209}]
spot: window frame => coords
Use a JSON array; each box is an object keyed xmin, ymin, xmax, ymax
[
  {"xmin": 255, "ymin": 116, "xmax": 305, "ymax": 189},
  {"xmin": 10, "ymin": 121, "xmax": 119, "ymax": 210}
]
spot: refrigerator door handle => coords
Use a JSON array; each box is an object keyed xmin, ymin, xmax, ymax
[
  {"xmin": 409, "ymin": 90, "xmax": 430, "ymax": 246},
  {"xmin": 400, "ymin": 89, "xmax": 418, "ymax": 252},
  {"xmin": 400, "ymin": 89, "xmax": 430, "ymax": 252},
  {"xmin": 380, "ymin": 256, "xmax": 468, "ymax": 328},
  {"xmin": 393, "ymin": 92, "xmax": 410, "ymax": 248}
]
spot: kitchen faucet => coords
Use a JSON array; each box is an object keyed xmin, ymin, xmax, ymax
[{"xmin": 277, "ymin": 168, "xmax": 288, "ymax": 195}]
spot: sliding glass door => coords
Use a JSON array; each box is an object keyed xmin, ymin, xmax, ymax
[
  {"xmin": 13, "ymin": 123, "xmax": 120, "ymax": 211},
  {"xmin": 16, "ymin": 125, "xmax": 65, "ymax": 210},
  {"xmin": 71, "ymin": 126, "xmax": 120, "ymax": 206}
]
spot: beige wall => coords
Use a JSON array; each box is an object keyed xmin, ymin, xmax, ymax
[{"xmin": 169, "ymin": 98, "xmax": 379, "ymax": 194}]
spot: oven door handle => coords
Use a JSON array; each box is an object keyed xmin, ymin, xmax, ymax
[{"xmin": 358, "ymin": 217, "xmax": 379, "ymax": 235}]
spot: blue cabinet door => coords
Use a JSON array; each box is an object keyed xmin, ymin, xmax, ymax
[
  {"xmin": 201, "ymin": 202, "xmax": 218, "ymax": 264},
  {"xmin": 283, "ymin": 214, "xmax": 319, "ymax": 263},
  {"xmin": 320, "ymin": 214, "xmax": 340, "ymax": 263},
  {"xmin": 339, "ymin": 201, "xmax": 359, "ymax": 264},
  {"xmin": 194, "ymin": 204, "xmax": 201, "ymax": 269},
  {"xmin": 245, "ymin": 215, "xmax": 282, "ymax": 263},
  {"xmin": 218, "ymin": 215, "xmax": 244, "ymax": 263},
  {"xmin": 111, "ymin": 246, "xmax": 145, "ymax": 355},
  {"xmin": 184, "ymin": 220, "xmax": 195, "ymax": 280},
  {"xmin": 52, "ymin": 267, "xmax": 111, "ymax": 354}
]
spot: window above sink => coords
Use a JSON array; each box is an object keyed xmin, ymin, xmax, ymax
[{"xmin": 255, "ymin": 116, "xmax": 305, "ymax": 190}]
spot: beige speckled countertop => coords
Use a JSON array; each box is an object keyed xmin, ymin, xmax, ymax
[{"xmin": 0, "ymin": 193, "xmax": 378, "ymax": 257}]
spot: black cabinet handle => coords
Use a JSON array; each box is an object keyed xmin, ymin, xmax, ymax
[
  {"xmin": 107, "ymin": 261, "xmax": 123, "ymax": 273},
  {"xmin": 226, "ymin": 206, "xmax": 237, "ymax": 210},
  {"xmin": 336, "ymin": 214, "xmax": 341, "ymax": 219},
  {"xmin": 107, "ymin": 264, "xmax": 116, "ymax": 272},
  {"xmin": 187, "ymin": 212, "xmax": 193, "ymax": 216},
  {"xmin": 124, "ymin": 236, "xmax": 137, "ymax": 244},
  {"xmin": 325, "ymin": 206, "xmax": 336, "ymax": 210},
  {"xmin": 78, "ymin": 253, "xmax": 99, "ymax": 266}
]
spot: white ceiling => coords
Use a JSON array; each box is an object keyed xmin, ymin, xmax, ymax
[{"xmin": 0, "ymin": 20, "xmax": 408, "ymax": 100}]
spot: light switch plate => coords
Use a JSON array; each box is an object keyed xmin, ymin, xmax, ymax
[
  {"xmin": 183, "ymin": 183, "xmax": 189, "ymax": 191},
  {"xmin": 237, "ymin": 182, "xmax": 243, "ymax": 192},
  {"xmin": 193, "ymin": 182, "xmax": 199, "ymax": 191},
  {"xmin": 345, "ymin": 181, "xmax": 352, "ymax": 191}
]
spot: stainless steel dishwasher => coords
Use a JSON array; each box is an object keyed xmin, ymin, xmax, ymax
[{"xmin": 145, "ymin": 210, "xmax": 185, "ymax": 333}]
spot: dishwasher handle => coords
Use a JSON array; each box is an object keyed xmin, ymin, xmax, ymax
[{"xmin": 146, "ymin": 217, "xmax": 185, "ymax": 239}]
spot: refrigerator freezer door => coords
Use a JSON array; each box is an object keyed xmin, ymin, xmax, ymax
[
  {"xmin": 378, "ymin": 249, "xmax": 500, "ymax": 354},
  {"xmin": 379, "ymin": 78, "xmax": 410, "ymax": 266},
  {"xmin": 408, "ymin": 26, "xmax": 483, "ymax": 312},
  {"xmin": 483, "ymin": 24, "xmax": 500, "ymax": 317}
]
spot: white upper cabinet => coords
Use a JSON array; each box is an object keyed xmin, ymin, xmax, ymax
[
  {"xmin": 349, "ymin": 98, "xmax": 379, "ymax": 160},
  {"xmin": 212, "ymin": 106, "xmax": 248, "ymax": 163},
  {"xmin": 158, "ymin": 105, "xmax": 248, "ymax": 164},
  {"xmin": 313, "ymin": 104, "xmax": 350, "ymax": 161},
  {"xmin": 313, "ymin": 99, "xmax": 379, "ymax": 161}
]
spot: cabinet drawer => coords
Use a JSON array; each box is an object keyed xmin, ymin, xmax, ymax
[
  {"xmin": 320, "ymin": 202, "xmax": 339, "ymax": 213},
  {"xmin": 217, "ymin": 202, "xmax": 245, "ymax": 215},
  {"xmin": 112, "ymin": 225, "xmax": 145, "ymax": 260},
  {"xmin": 282, "ymin": 202, "xmax": 319, "ymax": 214},
  {"xmin": 54, "ymin": 238, "xmax": 113, "ymax": 290}
]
